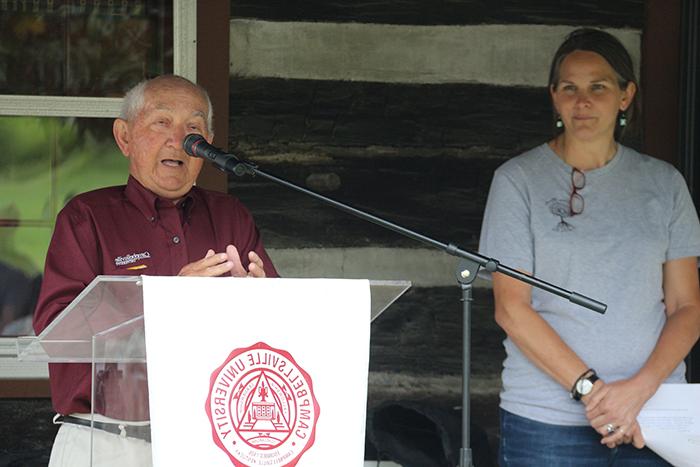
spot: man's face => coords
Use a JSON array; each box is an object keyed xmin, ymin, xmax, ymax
[{"xmin": 113, "ymin": 79, "xmax": 211, "ymax": 201}]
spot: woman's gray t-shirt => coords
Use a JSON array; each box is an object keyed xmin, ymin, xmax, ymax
[{"xmin": 478, "ymin": 143, "xmax": 700, "ymax": 425}]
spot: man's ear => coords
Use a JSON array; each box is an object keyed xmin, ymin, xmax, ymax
[{"xmin": 113, "ymin": 119, "xmax": 130, "ymax": 157}]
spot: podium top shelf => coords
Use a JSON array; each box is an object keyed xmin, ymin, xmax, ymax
[{"xmin": 18, "ymin": 276, "xmax": 410, "ymax": 363}]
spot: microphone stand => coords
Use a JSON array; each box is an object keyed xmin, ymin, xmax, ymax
[{"xmin": 196, "ymin": 144, "xmax": 607, "ymax": 467}]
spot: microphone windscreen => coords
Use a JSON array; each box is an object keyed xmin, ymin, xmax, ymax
[{"xmin": 183, "ymin": 134, "xmax": 206, "ymax": 157}]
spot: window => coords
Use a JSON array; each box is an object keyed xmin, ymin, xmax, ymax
[
  {"xmin": 0, "ymin": 0, "xmax": 196, "ymax": 374},
  {"xmin": 0, "ymin": 1, "xmax": 174, "ymax": 97}
]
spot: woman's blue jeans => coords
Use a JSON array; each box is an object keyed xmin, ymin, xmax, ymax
[{"xmin": 499, "ymin": 409, "xmax": 671, "ymax": 466}]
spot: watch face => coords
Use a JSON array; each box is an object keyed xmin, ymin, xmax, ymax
[{"xmin": 576, "ymin": 379, "xmax": 593, "ymax": 395}]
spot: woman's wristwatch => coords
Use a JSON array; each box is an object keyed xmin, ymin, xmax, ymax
[{"xmin": 570, "ymin": 368, "xmax": 599, "ymax": 401}]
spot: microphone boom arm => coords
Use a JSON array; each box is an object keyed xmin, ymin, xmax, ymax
[{"xmin": 183, "ymin": 134, "xmax": 606, "ymax": 314}]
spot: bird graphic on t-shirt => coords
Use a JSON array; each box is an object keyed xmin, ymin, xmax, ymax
[{"xmin": 546, "ymin": 198, "xmax": 574, "ymax": 232}]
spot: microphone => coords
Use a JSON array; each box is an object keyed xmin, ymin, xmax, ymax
[{"xmin": 182, "ymin": 134, "xmax": 254, "ymax": 176}]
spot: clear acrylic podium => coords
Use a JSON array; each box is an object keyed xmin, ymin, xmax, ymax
[{"xmin": 17, "ymin": 275, "xmax": 410, "ymax": 465}]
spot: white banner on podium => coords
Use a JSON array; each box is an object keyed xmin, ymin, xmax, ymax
[{"xmin": 142, "ymin": 276, "xmax": 371, "ymax": 467}]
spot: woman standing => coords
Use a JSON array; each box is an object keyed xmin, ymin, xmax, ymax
[{"xmin": 479, "ymin": 28, "xmax": 700, "ymax": 466}]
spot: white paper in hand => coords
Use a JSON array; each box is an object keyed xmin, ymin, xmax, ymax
[{"xmin": 638, "ymin": 384, "xmax": 700, "ymax": 467}]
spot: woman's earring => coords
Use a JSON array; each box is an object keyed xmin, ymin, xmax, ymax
[
  {"xmin": 619, "ymin": 112, "xmax": 627, "ymax": 127},
  {"xmin": 556, "ymin": 116, "xmax": 563, "ymax": 128}
]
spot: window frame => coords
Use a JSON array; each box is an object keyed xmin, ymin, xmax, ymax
[{"xmin": 0, "ymin": 0, "xmax": 197, "ymax": 383}]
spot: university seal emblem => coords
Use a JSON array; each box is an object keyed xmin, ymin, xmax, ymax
[{"xmin": 205, "ymin": 342, "xmax": 320, "ymax": 466}]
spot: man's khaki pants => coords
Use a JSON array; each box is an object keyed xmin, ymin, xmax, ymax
[{"xmin": 48, "ymin": 415, "xmax": 152, "ymax": 467}]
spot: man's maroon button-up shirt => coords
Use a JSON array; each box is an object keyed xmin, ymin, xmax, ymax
[{"xmin": 33, "ymin": 176, "xmax": 278, "ymax": 417}]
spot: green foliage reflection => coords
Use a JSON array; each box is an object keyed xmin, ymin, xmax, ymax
[{"xmin": 0, "ymin": 116, "xmax": 128, "ymax": 272}]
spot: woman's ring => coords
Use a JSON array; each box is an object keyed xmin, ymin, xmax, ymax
[{"xmin": 605, "ymin": 423, "xmax": 616, "ymax": 434}]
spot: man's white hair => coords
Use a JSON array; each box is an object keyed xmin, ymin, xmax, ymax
[{"xmin": 119, "ymin": 75, "xmax": 214, "ymax": 135}]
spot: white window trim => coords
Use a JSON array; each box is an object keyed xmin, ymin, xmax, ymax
[{"xmin": 0, "ymin": 0, "xmax": 196, "ymax": 380}]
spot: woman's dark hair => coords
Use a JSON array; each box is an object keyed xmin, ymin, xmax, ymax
[{"xmin": 548, "ymin": 28, "xmax": 641, "ymax": 139}]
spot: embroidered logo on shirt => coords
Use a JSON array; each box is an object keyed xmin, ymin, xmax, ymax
[{"xmin": 114, "ymin": 251, "xmax": 151, "ymax": 267}]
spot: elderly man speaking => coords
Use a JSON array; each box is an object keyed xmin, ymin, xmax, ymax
[{"xmin": 33, "ymin": 75, "xmax": 278, "ymax": 466}]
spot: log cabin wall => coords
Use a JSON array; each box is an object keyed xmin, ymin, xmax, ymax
[{"xmin": 226, "ymin": 2, "xmax": 644, "ymax": 256}]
